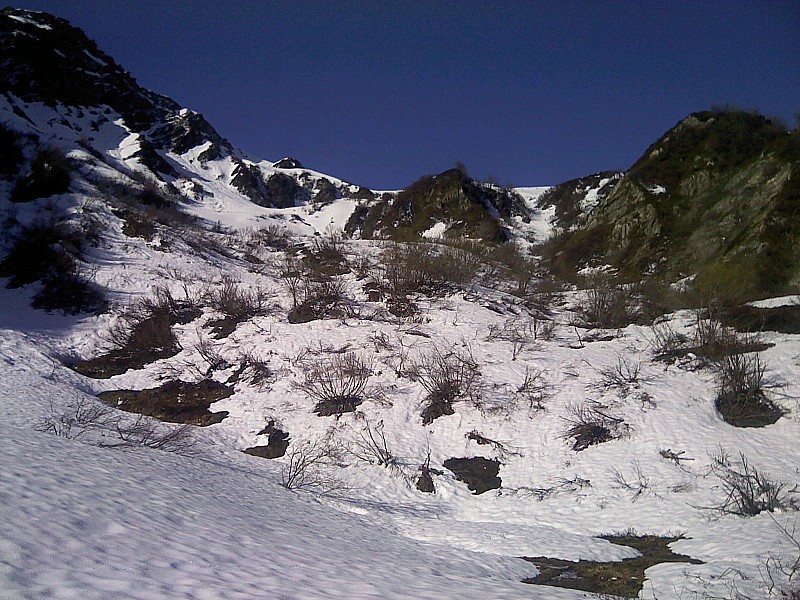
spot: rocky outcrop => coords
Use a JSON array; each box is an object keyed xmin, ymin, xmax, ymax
[
  {"xmin": 544, "ymin": 110, "xmax": 800, "ymax": 300},
  {"xmin": 359, "ymin": 168, "xmax": 529, "ymax": 242}
]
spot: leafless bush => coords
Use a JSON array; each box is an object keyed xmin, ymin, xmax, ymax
[
  {"xmin": 575, "ymin": 274, "xmax": 638, "ymax": 329},
  {"xmin": 380, "ymin": 241, "xmax": 471, "ymax": 297},
  {"xmin": 610, "ymin": 459, "xmax": 658, "ymax": 502},
  {"xmin": 35, "ymin": 396, "xmax": 114, "ymax": 440},
  {"xmin": 249, "ymin": 223, "xmax": 292, "ymax": 251},
  {"xmin": 710, "ymin": 449, "xmax": 795, "ymax": 516},
  {"xmin": 294, "ymin": 352, "xmax": 373, "ymax": 415},
  {"xmin": 486, "ymin": 317, "xmax": 538, "ymax": 360},
  {"xmin": 37, "ymin": 396, "xmax": 196, "ymax": 454},
  {"xmin": 287, "ymin": 275, "xmax": 356, "ymax": 323},
  {"xmin": 195, "ymin": 337, "xmax": 230, "ymax": 374},
  {"xmin": 561, "ymin": 403, "xmax": 628, "ymax": 452},
  {"xmin": 595, "ymin": 356, "xmax": 648, "ymax": 394},
  {"xmin": 207, "ymin": 278, "xmax": 271, "ymax": 320},
  {"xmin": 345, "ymin": 418, "xmax": 401, "ymax": 473},
  {"xmin": 280, "ymin": 433, "xmax": 346, "ymax": 492},
  {"xmin": 104, "ymin": 415, "xmax": 197, "ymax": 454},
  {"xmin": 409, "ymin": 345, "xmax": 481, "ymax": 424},
  {"xmin": 515, "ymin": 366, "xmax": 552, "ymax": 411},
  {"xmin": 762, "ymin": 516, "xmax": 800, "ymax": 597},
  {"xmin": 236, "ymin": 350, "xmax": 275, "ymax": 390},
  {"xmin": 465, "ymin": 430, "xmax": 522, "ymax": 460},
  {"xmin": 298, "ymin": 229, "xmax": 351, "ymax": 279},
  {"xmin": 714, "ymin": 352, "xmax": 783, "ymax": 427},
  {"xmin": 507, "ymin": 476, "xmax": 592, "ymax": 501},
  {"xmin": 650, "ymin": 321, "xmax": 691, "ymax": 361}
]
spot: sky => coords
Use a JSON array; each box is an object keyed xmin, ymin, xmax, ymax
[{"xmin": 15, "ymin": 1, "xmax": 800, "ymax": 189}]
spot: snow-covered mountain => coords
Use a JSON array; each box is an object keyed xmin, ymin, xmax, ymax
[{"xmin": 2, "ymin": 7, "xmax": 799, "ymax": 600}]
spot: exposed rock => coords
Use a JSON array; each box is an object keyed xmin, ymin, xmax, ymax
[
  {"xmin": 97, "ymin": 379, "xmax": 233, "ymax": 426},
  {"xmin": 362, "ymin": 169, "xmax": 524, "ymax": 242},
  {"xmin": 244, "ymin": 421, "xmax": 290, "ymax": 458},
  {"xmin": 542, "ymin": 110, "xmax": 800, "ymax": 301},
  {"xmin": 443, "ymin": 457, "xmax": 501, "ymax": 494},
  {"xmin": 273, "ymin": 157, "xmax": 303, "ymax": 169}
]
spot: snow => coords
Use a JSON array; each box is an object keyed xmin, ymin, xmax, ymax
[
  {"xmin": 421, "ymin": 221, "xmax": 448, "ymax": 239},
  {"xmin": 1, "ymin": 424, "xmax": 543, "ymax": 600},
  {"xmin": 1, "ymin": 88, "xmax": 799, "ymax": 600},
  {"xmin": 7, "ymin": 13, "xmax": 52, "ymax": 29}
]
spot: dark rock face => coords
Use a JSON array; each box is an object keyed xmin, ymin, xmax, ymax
[
  {"xmin": 0, "ymin": 8, "xmax": 232, "ymax": 158},
  {"xmin": 268, "ymin": 172, "xmax": 309, "ymax": 208},
  {"xmin": 536, "ymin": 171, "xmax": 622, "ymax": 230},
  {"xmin": 273, "ymin": 157, "xmax": 303, "ymax": 169},
  {"xmin": 362, "ymin": 169, "xmax": 525, "ymax": 242},
  {"xmin": 230, "ymin": 160, "xmax": 273, "ymax": 206},
  {"xmin": 542, "ymin": 110, "xmax": 800, "ymax": 300},
  {"xmin": 313, "ymin": 178, "xmax": 339, "ymax": 205},
  {"xmin": 443, "ymin": 457, "xmax": 501, "ymax": 494}
]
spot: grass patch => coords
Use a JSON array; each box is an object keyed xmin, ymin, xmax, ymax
[{"xmin": 523, "ymin": 534, "xmax": 702, "ymax": 598}]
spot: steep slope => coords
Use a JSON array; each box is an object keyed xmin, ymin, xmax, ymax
[
  {"xmin": 0, "ymin": 7, "xmax": 371, "ymax": 216},
  {"xmin": 543, "ymin": 110, "xmax": 800, "ymax": 300},
  {"xmin": 349, "ymin": 168, "xmax": 531, "ymax": 243}
]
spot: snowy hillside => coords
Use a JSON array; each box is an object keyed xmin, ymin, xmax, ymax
[{"xmin": 2, "ymin": 7, "xmax": 800, "ymax": 600}]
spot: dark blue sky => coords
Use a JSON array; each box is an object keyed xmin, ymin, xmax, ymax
[{"xmin": 17, "ymin": 1, "xmax": 800, "ymax": 189}]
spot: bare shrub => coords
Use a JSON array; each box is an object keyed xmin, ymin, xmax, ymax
[
  {"xmin": 561, "ymin": 403, "xmax": 628, "ymax": 451},
  {"xmin": 650, "ymin": 321, "xmax": 691, "ymax": 361},
  {"xmin": 295, "ymin": 352, "xmax": 373, "ymax": 416},
  {"xmin": 207, "ymin": 278, "xmax": 271, "ymax": 320},
  {"xmin": 305, "ymin": 228, "xmax": 349, "ymax": 276},
  {"xmin": 515, "ymin": 366, "xmax": 552, "ymax": 411},
  {"xmin": 36, "ymin": 396, "xmax": 196, "ymax": 454},
  {"xmin": 762, "ymin": 516, "xmax": 800, "ymax": 597},
  {"xmin": 575, "ymin": 274, "xmax": 638, "ymax": 329},
  {"xmin": 710, "ymin": 449, "xmax": 795, "ymax": 516},
  {"xmin": 715, "ymin": 352, "xmax": 783, "ymax": 427},
  {"xmin": 35, "ymin": 396, "xmax": 114, "ymax": 440},
  {"xmin": 486, "ymin": 317, "xmax": 538, "ymax": 360},
  {"xmin": 610, "ymin": 459, "xmax": 657, "ymax": 502},
  {"xmin": 195, "ymin": 336, "xmax": 230, "ymax": 375},
  {"xmin": 595, "ymin": 356, "xmax": 648, "ymax": 394},
  {"xmin": 465, "ymin": 430, "xmax": 522, "ymax": 460},
  {"xmin": 409, "ymin": 345, "xmax": 481, "ymax": 424},
  {"xmin": 345, "ymin": 418, "xmax": 401, "ymax": 473},
  {"xmin": 380, "ymin": 241, "xmax": 471, "ymax": 298},
  {"xmin": 287, "ymin": 276, "xmax": 355, "ymax": 324},
  {"xmin": 249, "ymin": 223, "xmax": 292, "ymax": 251},
  {"xmin": 236, "ymin": 350, "xmax": 275, "ymax": 390},
  {"xmin": 280, "ymin": 433, "xmax": 345, "ymax": 492},
  {"xmin": 75, "ymin": 286, "xmax": 201, "ymax": 378},
  {"xmin": 104, "ymin": 415, "xmax": 197, "ymax": 454}
]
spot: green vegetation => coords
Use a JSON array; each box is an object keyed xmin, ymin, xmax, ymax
[{"xmin": 523, "ymin": 534, "xmax": 702, "ymax": 598}]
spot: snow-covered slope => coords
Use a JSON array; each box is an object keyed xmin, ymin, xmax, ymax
[{"xmin": 2, "ymin": 8, "xmax": 800, "ymax": 600}]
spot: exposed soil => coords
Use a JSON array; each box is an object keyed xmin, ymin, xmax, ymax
[
  {"xmin": 716, "ymin": 391, "xmax": 784, "ymax": 428},
  {"xmin": 523, "ymin": 534, "xmax": 703, "ymax": 598},
  {"xmin": 97, "ymin": 379, "xmax": 232, "ymax": 426},
  {"xmin": 722, "ymin": 304, "xmax": 800, "ymax": 334},
  {"xmin": 244, "ymin": 422, "xmax": 290, "ymax": 458},
  {"xmin": 314, "ymin": 395, "xmax": 362, "ymax": 416},
  {"xmin": 443, "ymin": 457, "xmax": 501, "ymax": 495},
  {"xmin": 71, "ymin": 304, "xmax": 201, "ymax": 378}
]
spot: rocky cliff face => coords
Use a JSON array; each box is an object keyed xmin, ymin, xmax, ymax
[
  {"xmin": 353, "ymin": 168, "xmax": 528, "ymax": 243},
  {"xmin": 0, "ymin": 8, "xmax": 365, "ymax": 209},
  {"xmin": 545, "ymin": 111, "xmax": 800, "ymax": 300}
]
